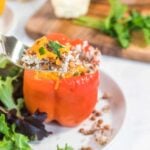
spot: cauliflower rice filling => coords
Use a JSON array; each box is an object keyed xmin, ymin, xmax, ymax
[{"xmin": 20, "ymin": 36, "xmax": 100, "ymax": 78}]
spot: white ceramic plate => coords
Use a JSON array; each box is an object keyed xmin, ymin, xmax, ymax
[
  {"xmin": 0, "ymin": 6, "xmax": 17, "ymax": 34},
  {"xmin": 31, "ymin": 71, "xmax": 126, "ymax": 150}
]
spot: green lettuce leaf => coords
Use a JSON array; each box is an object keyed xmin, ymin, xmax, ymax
[
  {"xmin": 0, "ymin": 55, "xmax": 9, "ymax": 69},
  {"xmin": 0, "ymin": 76, "xmax": 17, "ymax": 110},
  {"xmin": 0, "ymin": 55, "xmax": 23, "ymax": 116},
  {"xmin": 0, "ymin": 114, "xmax": 9, "ymax": 136},
  {"xmin": 0, "ymin": 114, "xmax": 31, "ymax": 150}
]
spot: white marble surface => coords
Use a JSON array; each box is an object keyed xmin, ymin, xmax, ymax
[{"xmin": 6, "ymin": 0, "xmax": 150, "ymax": 149}]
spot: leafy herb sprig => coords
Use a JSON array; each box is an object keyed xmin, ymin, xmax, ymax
[
  {"xmin": 57, "ymin": 144, "xmax": 73, "ymax": 150},
  {"xmin": 74, "ymin": 0, "xmax": 150, "ymax": 48},
  {"xmin": 48, "ymin": 41, "xmax": 63, "ymax": 58}
]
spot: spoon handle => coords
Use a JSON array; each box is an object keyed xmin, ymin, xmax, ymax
[{"xmin": 0, "ymin": 34, "xmax": 6, "ymax": 55}]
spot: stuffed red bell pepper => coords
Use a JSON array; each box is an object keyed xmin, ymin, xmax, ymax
[{"xmin": 21, "ymin": 33, "xmax": 101, "ymax": 127}]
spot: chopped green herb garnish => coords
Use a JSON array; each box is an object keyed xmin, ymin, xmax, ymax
[
  {"xmin": 74, "ymin": 0, "xmax": 150, "ymax": 48},
  {"xmin": 39, "ymin": 47, "xmax": 45, "ymax": 55},
  {"xmin": 57, "ymin": 144, "xmax": 73, "ymax": 150},
  {"xmin": 48, "ymin": 41, "xmax": 63, "ymax": 58}
]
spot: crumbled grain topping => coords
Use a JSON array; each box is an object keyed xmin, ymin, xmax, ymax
[
  {"xmin": 20, "ymin": 36, "xmax": 101, "ymax": 79},
  {"xmin": 81, "ymin": 147, "xmax": 92, "ymax": 150},
  {"xmin": 101, "ymin": 92, "xmax": 111, "ymax": 99},
  {"xmin": 79, "ymin": 108, "xmax": 112, "ymax": 148}
]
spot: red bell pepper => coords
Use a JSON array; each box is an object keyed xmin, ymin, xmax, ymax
[{"xmin": 23, "ymin": 33, "xmax": 100, "ymax": 127}]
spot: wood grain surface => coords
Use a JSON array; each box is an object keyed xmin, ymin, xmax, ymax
[{"xmin": 25, "ymin": 0, "xmax": 150, "ymax": 62}]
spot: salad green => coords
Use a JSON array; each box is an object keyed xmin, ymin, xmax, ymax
[
  {"xmin": 0, "ymin": 76, "xmax": 23, "ymax": 115},
  {"xmin": 0, "ymin": 55, "xmax": 50, "ymax": 150},
  {"xmin": 0, "ymin": 55, "xmax": 23, "ymax": 116},
  {"xmin": 0, "ymin": 114, "xmax": 31, "ymax": 150}
]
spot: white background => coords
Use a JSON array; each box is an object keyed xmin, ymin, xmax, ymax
[{"xmin": 6, "ymin": 0, "xmax": 150, "ymax": 149}]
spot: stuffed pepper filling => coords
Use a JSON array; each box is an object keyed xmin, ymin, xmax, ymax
[{"xmin": 20, "ymin": 36, "xmax": 100, "ymax": 78}]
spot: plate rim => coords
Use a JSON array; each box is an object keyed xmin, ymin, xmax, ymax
[
  {"xmin": 31, "ymin": 70, "xmax": 127, "ymax": 150},
  {"xmin": 100, "ymin": 70, "xmax": 127, "ymax": 150}
]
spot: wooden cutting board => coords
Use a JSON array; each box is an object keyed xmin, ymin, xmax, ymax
[{"xmin": 25, "ymin": 0, "xmax": 150, "ymax": 62}]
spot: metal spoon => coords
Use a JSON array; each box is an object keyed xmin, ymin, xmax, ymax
[
  {"xmin": 0, "ymin": 34, "xmax": 63, "ymax": 72},
  {"xmin": 0, "ymin": 34, "xmax": 28, "ymax": 68},
  {"xmin": 0, "ymin": 34, "xmax": 67, "ymax": 73}
]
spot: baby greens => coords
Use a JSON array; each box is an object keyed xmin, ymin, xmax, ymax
[
  {"xmin": 0, "ymin": 55, "xmax": 50, "ymax": 149},
  {"xmin": 0, "ymin": 76, "xmax": 23, "ymax": 115},
  {"xmin": 0, "ymin": 114, "xmax": 31, "ymax": 150},
  {"xmin": 0, "ymin": 107, "xmax": 50, "ymax": 141},
  {"xmin": 74, "ymin": 0, "xmax": 150, "ymax": 48},
  {"xmin": 0, "ymin": 55, "xmax": 23, "ymax": 115}
]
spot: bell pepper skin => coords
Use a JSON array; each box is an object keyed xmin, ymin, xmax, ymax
[
  {"xmin": 23, "ymin": 33, "xmax": 100, "ymax": 127},
  {"xmin": 24, "ymin": 70, "xmax": 99, "ymax": 126},
  {"xmin": 46, "ymin": 33, "xmax": 71, "ymax": 45}
]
